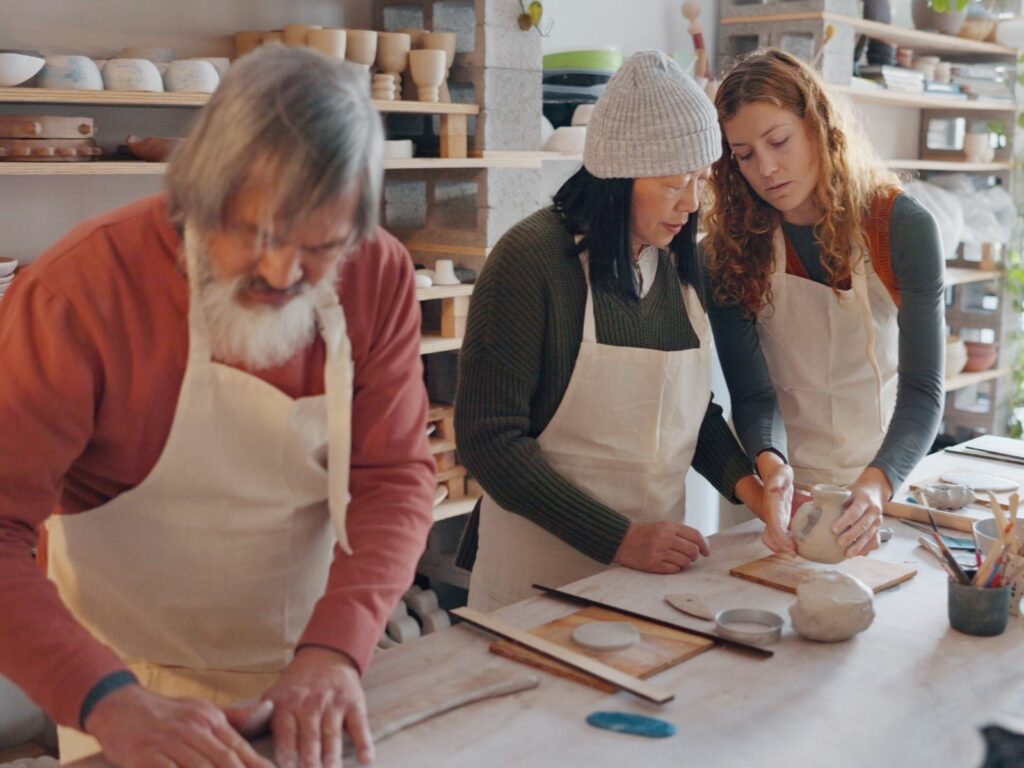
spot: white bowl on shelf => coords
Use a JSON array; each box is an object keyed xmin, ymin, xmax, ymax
[
  {"xmin": 0, "ymin": 52, "xmax": 45, "ymax": 87},
  {"xmin": 103, "ymin": 58, "xmax": 164, "ymax": 92},
  {"xmin": 0, "ymin": 257, "xmax": 18, "ymax": 278},
  {"xmin": 164, "ymin": 59, "xmax": 219, "ymax": 93},
  {"xmin": 39, "ymin": 55, "xmax": 103, "ymax": 90},
  {"xmin": 384, "ymin": 139, "xmax": 414, "ymax": 159}
]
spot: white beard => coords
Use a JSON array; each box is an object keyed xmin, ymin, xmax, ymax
[{"xmin": 185, "ymin": 228, "xmax": 337, "ymax": 370}]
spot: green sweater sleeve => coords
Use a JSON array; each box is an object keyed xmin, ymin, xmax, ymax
[{"xmin": 454, "ymin": 216, "xmax": 631, "ymax": 565}]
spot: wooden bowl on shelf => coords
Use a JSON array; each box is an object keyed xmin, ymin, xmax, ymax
[
  {"xmin": 963, "ymin": 340, "xmax": 998, "ymax": 372},
  {"xmin": 124, "ymin": 134, "xmax": 185, "ymax": 162}
]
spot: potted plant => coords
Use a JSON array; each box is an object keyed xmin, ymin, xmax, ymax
[{"xmin": 912, "ymin": 0, "xmax": 969, "ymax": 36}]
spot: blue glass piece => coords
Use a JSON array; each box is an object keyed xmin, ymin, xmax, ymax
[{"xmin": 585, "ymin": 711, "xmax": 677, "ymax": 739}]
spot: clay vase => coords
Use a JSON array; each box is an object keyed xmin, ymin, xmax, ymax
[
  {"xmin": 791, "ymin": 484, "xmax": 850, "ymax": 565},
  {"xmin": 284, "ymin": 24, "xmax": 321, "ymax": 46},
  {"xmin": 376, "ymin": 32, "xmax": 411, "ymax": 98},
  {"xmin": 421, "ymin": 31, "xmax": 456, "ymax": 102},
  {"xmin": 409, "ymin": 49, "xmax": 446, "ymax": 102},
  {"xmin": 911, "ymin": 0, "xmax": 967, "ymax": 36},
  {"xmin": 234, "ymin": 30, "xmax": 263, "ymax": 58},
  {"xmin": 307, "ymin": 28, "xmax": 347, "ymax": 60},
  {"xmin": 345, "ymin": 29, "xmax": 378, "ymax": 76}
]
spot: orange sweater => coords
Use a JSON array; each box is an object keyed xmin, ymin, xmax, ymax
[{"xmin": 0, "ymin": 195, "xmax": 435, "ymax": 728}]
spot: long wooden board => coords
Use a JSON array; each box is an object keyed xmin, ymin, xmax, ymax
[
  {"xmin": 489, "ymin": 606, "xmax": 713, "ymax": 693},
  {"xmin": 452, "ymin": 607, "xmax": 675, "ymax": 704},
  {"xmin": 730, "ymin": 554, "xmax": 917, "ymax": 594}
]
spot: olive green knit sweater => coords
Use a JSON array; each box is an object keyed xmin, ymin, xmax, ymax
[{"xmin": 454, "ymin": 207, "xmax": 753, "ymax": 569}]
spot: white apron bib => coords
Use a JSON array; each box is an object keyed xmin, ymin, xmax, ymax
[
  {"xmin": 48, "ymin": 229, "xmax": 354, "ymax": 761},
  {"xmin": 468, "ymin": 254, "xmax": 712, "ymax": 611},
  {"xmin": 756, "ymin": 228, "xmax": 898, "ymax": 488}
]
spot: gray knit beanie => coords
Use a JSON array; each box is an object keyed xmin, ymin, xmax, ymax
[{"xmin": 583, "ymin": 50, "xmax": 720, "ymax": 179}]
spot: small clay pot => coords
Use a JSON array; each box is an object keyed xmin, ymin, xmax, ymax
[{"xmin": 963, "ymin": 340, "xmax": 998, "ymax": 372}]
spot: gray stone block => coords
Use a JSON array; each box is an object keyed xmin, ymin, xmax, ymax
[
  {"xmin": 380, "ymin": 4, "xmax": 426, "ymax": 30},
  {"xmin": 384, "ymin": 178, "xmax": 429, "ymax": 231},
  {"xmin": 457, "ymin": 21, "xmax": 542, "ymax": 70},
  {"xmin": 451, "ymin": 64, "xmax": 542, "ymax": 150},
  {"xmin": 433, "ymin": 0, "xmax": 477, "ymax": 53},
  {"xmin": 720, "ymin": 0, "xmax": 860, "ymax": 18}
]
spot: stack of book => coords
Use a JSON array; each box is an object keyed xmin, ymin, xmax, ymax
[
  {"xmin": 857, "ymin": 64, "xmax": 925, "ymax": 94},
  {"xmin": 950, "ymin": 63, "xmax": 1014, "ymax": 101}
]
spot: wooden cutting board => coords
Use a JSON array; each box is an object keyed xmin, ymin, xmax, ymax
[
  {"xmin": 730, "ymin": 554, "xmax": 917, "ymax": 594},
  {"xmin": 490, "ymin": 605, "xmax": 713, "ymax": 693}
]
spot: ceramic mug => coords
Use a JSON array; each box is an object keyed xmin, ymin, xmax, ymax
[
  {"xmin": 39, "ymin": 55, "xmax": 104, "ymax": 91},
  {"xmin": 307, "ymin": 29, "xmax": 347, "ymax": 59},
  {"xmin": 409, "ymin": 49, "xmax": 446, "ymax": 102},
  {"xmin": 164, "ymin": 60, "xmax": 219, "ymax": 93},
  {"xmin": 345, "ymin": 30, "xmax": 378, "ymax": 67},
  {"xmin": 284, "ymin": 24, "xmax": 321, "ymax": 46},
  {"xmin": 102, "ymin": 58, "xmax": 164, "ymax": 92}
]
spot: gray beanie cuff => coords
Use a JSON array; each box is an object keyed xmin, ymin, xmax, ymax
[{"xmin": 583, "ymin": 132, "xmax": 720, "ymax": 179}]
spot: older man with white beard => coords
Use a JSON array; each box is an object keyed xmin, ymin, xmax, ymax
[{"xmin": 0, "ymin": 47, "xmax": 434, "ymax": 768}]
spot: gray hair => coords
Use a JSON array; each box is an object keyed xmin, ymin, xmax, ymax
[{"xmin": 166, "ymin": 45, "xmax": 383, "ymax": 243}]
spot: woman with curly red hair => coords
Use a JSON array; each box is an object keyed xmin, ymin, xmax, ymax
[{"xmin": 704, "ymin": 49, "xmax": 944, "ymax": 557}]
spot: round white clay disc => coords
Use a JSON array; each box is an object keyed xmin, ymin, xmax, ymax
[
  {"xmin": 939, "ymin": 471, "xmax": 1017, "ymax": 493},
  {"xmin": 571, "ymin": 621, "xmax": 640, "ymax": 651}
]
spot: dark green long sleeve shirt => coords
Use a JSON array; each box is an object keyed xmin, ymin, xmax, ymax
[{"xmin": 455, "ymin": 207, "xmax": 753, "ymax": 569}]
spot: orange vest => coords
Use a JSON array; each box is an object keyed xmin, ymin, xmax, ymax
[{"xmin": 783, "ymin": 189, "xmax": 902, "ymax": 307}]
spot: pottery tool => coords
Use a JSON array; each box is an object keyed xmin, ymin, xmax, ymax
[
  {"xmin": 946, "ymin": 446, "xmax": 1024, "ymax": 467},
  {"xmin": 729, "ymin": 554, "xmax": 916, "ymax": 595},
  {"xmin": 585, "ymin": 711, "xmax": 677, "ymax": 739},
  {"xmin": 918, "ymin": 536, "xmax": 960, "ymax": 579},
  {"xmin": 664, "ymin": 592, "xmax": 715, "ymax": 621},
  {"xmin": 810, "ymin": 24, "xmax": 836, "ymax": 68},
  {"xmin": 533, "ymin": 583, "xmax": 773, "ymax": 658},
  {"xmin": 899, "ymin": 519, "xmax": 976, "ymax": 550},
  {"xmin": 713, "ymin": 609, "xmax": 783, "ymax": 646},
  {"xmin": 973, "ymin": 538, "xmax": 1010, "ymax": 587},
  {"xmin": 453, "ymin": 607, "xmax": 675, "ymax": 704},
  {"xmin": 914, "ymin": 492, "xmax": 972, "ymax": 585}
]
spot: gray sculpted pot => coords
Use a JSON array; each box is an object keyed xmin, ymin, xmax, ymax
[{"xmin": 792, "ymin": 484, "xmax": 850, "ymax": 564}]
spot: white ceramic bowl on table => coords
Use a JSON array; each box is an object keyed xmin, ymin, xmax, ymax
[
  {"xmin": 973, "ymin": 518, "xmax": 1024, "ymax": 556},
  {"xmin": 0, "ymin": 53, "xmax": 45, "ymax": 87}
]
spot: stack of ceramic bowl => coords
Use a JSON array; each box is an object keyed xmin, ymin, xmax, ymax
[{"xmin": 0, "ymin": 258, "xmax": 18, "ymax": 303}]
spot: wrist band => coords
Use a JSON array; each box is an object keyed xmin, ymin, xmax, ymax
[{"xmin": 79, "ymin": 669, "xmax": 139, "ymax": 729}]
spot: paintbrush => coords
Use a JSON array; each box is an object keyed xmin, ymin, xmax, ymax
[
  {"xmin": 810, "ymin": 24, "xmax": 835, "ymax": 68},
  {"xmin": 918, "ymin": 536, "xmax": 963, "ymax": 582},
  {"xmin": 986, "ymin": 491, "xmax": 1010, "ymax": 545},
  {"xmin": 914, "ymin": 490, "xmax": 971, "ymax": 584},
  {"xmin": 973, "ymin": 538, "xmax": 1010, "ymax": 587}
]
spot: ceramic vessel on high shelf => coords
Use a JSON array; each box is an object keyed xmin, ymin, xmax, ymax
[
  {"xmin": 791, "ymin": 484, "xmax": 850, "ymax": 564},
  {"xmin": 376, "ymin": 32, "xmax": 411, "ymax": 100},
  {"xmin": 911, "ymin": 0, "xmax": 967, "ymax": 35}
]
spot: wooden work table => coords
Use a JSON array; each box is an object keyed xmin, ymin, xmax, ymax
[
  {"xmin": 361, "ymin": 444, "xmax": 1024, "ymax": 767},
  {"xmin": 72, "ymin": 444, "xmax": 1024, "ymax": 767}
]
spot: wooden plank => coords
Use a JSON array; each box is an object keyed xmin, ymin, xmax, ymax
[
  {"xmin": 428, "ymin": 437, "xmax": 457, "ymax": 455},
  {"xmin": 427, "ymin": 403, "xmax": 454, "ymax": 422},
  {"xmin": 729, "ymin": 555, "xmax": 917, "ymax": 594},
  {"xmin": 439, "ymin": 114, "xmax": 468, "ymax": 159},
  {"xmin": 416, "ymin": 284, "xmax": 474, "ymax": 302},
  {"xmin": 944, "ymin": 367, "xmax": 1008, "ymax": 392},
  {"xmin": 436, "ymin": 464, "xmax": 467, "ymax": 483},
  {"xmin": 440, "ymin": 295, "xmax": 471, "ymax": 338},
  {"xmin": 452, "ymin": 607, "xmax": 675, "ymax": 705},
  {"xmin": 0, "ymin": 161, "xmax": 166, "ymax": 175},
  {"xmin": 945, "ymin": 267, "xmax": 1000, "ymax": 287},
  {"xmin": 829, "ymin": 84, "xmax": 1015, "ymax": 112},
  {"xmin": 886, "ymin": 159, "xmax": 1011, "ymax": 173},
  {"xmin": 489, "ymin": 605, "xmax": 713, "ymax": 693},
  {"xmin": 884, "ymin": 498, "xmax": 985, "ymax": 534},
  {"xmin": 386, "ymin": 155, "xmax": 542, "ymax": 170},
  {"xmin": 407, "ymin": 242, "xmax": 492, "ymax": 259}
]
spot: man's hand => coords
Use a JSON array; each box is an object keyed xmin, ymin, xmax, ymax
[
  {"xmin": 836, "ymin": 466, "xmax": 891, "ymax": 557},
  {"xmin": 612, "ymin": 520, "xmax": 710, "ymax": 574},
  {"xmin": 86, "ymin": 684, "xmax": 273, "ymax": 768},
  {"xmin": 262, "ymin": 646, "xmax": 373, "ymax": 768}
]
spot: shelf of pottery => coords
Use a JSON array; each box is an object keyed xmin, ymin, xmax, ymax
[
  {"xmin": 0, "ymin": 27, "xmax": 545, "ymax": 172},
  {"xmin": 716, "ymin": 0, "xmax": 1021, "ymax": 440}
]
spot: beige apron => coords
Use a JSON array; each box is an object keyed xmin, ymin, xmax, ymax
[
  {"xmin": 48, "ymin": 229, "xmax": 354, "ymax": 761},
  {"xmin": 468, "ymin": 254, "xmax": 712, "ymax": 611},
  {"xmin": 756, "ymin": 228, "xmax": 898, "ymax": 488}
]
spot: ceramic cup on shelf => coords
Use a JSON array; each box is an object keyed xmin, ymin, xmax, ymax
[
  {"xmin": 262, "ymin": 31, "xmax": 285, "ymax": 45},
  {"xmin": 432, "ymin": 259, "xmax": 461, "ymax": 286},
  {"xmin": 963, "ymin": 132, "xmax": 995, "ymax": 163},
  {"xmin": 307, "ymin": 28, "xmax": 346, "ymax": 60},
  {"xmin": 39, "ymin": 55, "xmax": 104, "ymax": 91},
  {"xmin": 421, "ymin": 31, "xmax": 456, "ymax": 102},
  {"xmin": 344, "ymin": 30, "xmax": 378, "ymax": 75},
  {"xmin": 397, "ymin": 28, "xmax": 428, "ymax": 49},
  {"xmin": 234, "ymin": 30, "xmax": 264, "ymax": 58},
  {"xmin": 102, "ymin": 58, "xmax": 164, "ymax": 92},
  {"xmin": 376, "ymin": 32, "xmax": 411, "ymax": 99},
  {"xmin": 409, "ymin": 48, "xmax": 446, "ymax": 102},
  {"xmin": 164, "ymin": 59, "xmax": 220, "ymax": 93},
  {"xmin": 283, "ymin": 24, "xmax": 321, "ymax": 46}
]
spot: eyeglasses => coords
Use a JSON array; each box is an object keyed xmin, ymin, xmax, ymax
[{"xmin": 227, "ymin": 220, "xmax": 357, "ymax": 265}]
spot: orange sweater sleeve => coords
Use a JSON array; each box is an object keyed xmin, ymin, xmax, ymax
[
  {"xmin": 297, "ymin": 230, "xmax": 436, "ymax": 673},
  {"xmin": 0, "ymin": 273, "xmax": 131, "ymax": 728}
]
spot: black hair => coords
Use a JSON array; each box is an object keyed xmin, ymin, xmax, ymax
[{"xmin": 551, "ymin": 166, "xmax": 702, "ymax": 301}]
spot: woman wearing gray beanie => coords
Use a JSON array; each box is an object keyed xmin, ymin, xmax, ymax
[{"xmin": 455, "ymin": 50, "xmax": 794, "ymax": 611}]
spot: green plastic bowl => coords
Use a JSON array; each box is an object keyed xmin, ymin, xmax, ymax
[{"xmin": 543, "ymin": 48, "xmax": 622, "ymax": 73}]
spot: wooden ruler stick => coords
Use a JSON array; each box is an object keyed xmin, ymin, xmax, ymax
[
  {"xmin": 533, "ymin": 584, "xmax": 774, "ymax": 658},
  {"xmin": 452, "ymin": 607, "xmax": 675, "ymax": 705}
]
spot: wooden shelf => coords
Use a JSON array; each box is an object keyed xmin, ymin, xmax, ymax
[
  {"xmin": 0, "ymin": 161, "xmax": 166, "ymax": 175},
  {"xmin": 433, "ymin": 495, "xmax": 479, "ymax": 523},
  {"xmin": 407, "ymin": 242, "xmax": 492, "ymax": 259},
  {"xmin": 945, "ymin": 267, "xmax": 1000, "ymax": 286},
  {"xmin": 0, "ymin": 87, "xmax": 480, "ymax": 115},
  {"xmin": 829, "ymin": 84, "xmax": 1015, "ymax": 112},
  {"xmin": 722, "ymin": 12, "xmax": 1015, "ymax": 55},
  {"xmin": 420, "ymin": 334, "xmax": 462, "ymax": 355},
  {"xmin": 944, "ymin": 367, "xmax": 1008, "ymax": 392},
  {"xmin": 416, "ymin": 284, "xmax": 473, "ymax": 302},
  {"xmin": 886, "ymin": 159, "xmax": 1012, "ymax": 173},
  {"xmin": 0, "ymin": 155, "xmax": 539, "ymax": 176}
]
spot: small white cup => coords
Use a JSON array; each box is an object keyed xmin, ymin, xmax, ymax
[{"xmin": 432, "ymin": 259, "xmax": 460, "ymax": 286}]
